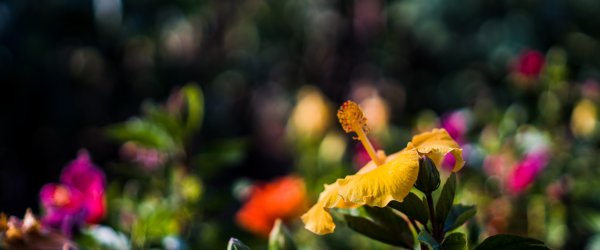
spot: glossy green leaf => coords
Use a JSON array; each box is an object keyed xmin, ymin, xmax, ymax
[
  {"xmin": 269, "ymin": 219, "xmax": 297, "ymax": 250},
  {"xmin": 343, "ymin": 214, "xmax": 412, "ymax": 248},
  {"xmin": 418, "ymin": 230, "xmax": 440, "ymax": 250},
  {"xmin": 389, "ymin": 192, "xmax": 429, "ymax": 225},
  {"xmin": 444, "ymin": 204, "xmax": 476, "ymax": 232},
  {"xmin": 474, "ymin": 234, "xmax": 549, "ymax": 250},
  {"xmin": 227, "ymin": 237, "xmax": 250, "ymax": 250},
  {"xmin": 436, "ymin": 173, "xmax": 457, "ymax": 225},
  {"xmin": 442, "ymin": 232, "xmax": 466, "ymax": 250}
]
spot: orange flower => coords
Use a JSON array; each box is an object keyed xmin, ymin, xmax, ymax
[{"xmin": 236, "ymin": 176, "xmax": 308, "ymax": 237}]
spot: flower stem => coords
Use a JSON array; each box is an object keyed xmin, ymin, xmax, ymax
[{"xmin": 426, "ymin": 192, "xmax": 442, "ymax": 242}]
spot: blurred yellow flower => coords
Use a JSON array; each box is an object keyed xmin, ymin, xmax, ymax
[
  {"xmin": 288, "ymin": 86, "xmax": 332, "ymax": 138},
  {"xmin": 571, "ymin": 99, "xmax": 597, "ymax": 138},
  {"xmin": 318, "ymin": 132, "xmax": 346, "ymax": 164},
  {"xmin": 301, "ymin": 101, "xmax": 464, "ymax": 235},
  {"xmin": 360, "ymin": 95, "xmax": 390, "ymax": 134}
]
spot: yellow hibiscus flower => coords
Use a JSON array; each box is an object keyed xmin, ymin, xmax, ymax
[{"xmin": 301, "ymin": 101, "xmax": 464, "ymax": 235}]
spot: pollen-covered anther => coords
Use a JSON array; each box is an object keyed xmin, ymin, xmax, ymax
[
  {"xmin": 337, "ymin": 100, "xmax": 384, "ymax": 166},
  {"xmin": 337, "ymin": 101, "xmax": 369, "ymax": 134}
]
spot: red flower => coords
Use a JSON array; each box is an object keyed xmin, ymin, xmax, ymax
[
  {"xmin": 515, "ymin": 50, "xmax": 544, "ymax": 78},
  {"xmin": 236, "ymin": 176, "xmax": 307, "ymax": 237}
]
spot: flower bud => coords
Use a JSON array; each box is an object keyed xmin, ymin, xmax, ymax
[
  {"xmin": 268, "ymin": 219, "xmax": 297, "ymax": 250},
  {"xmin": 415, "ymin": 156, "xmax": 441, "ymax": 193}
]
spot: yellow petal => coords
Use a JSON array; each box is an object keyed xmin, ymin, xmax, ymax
[
  {"xmin": 336, "ymin": 149, "xmax": 420, "ymax": 207},
  {"xmin": 408, "ymin": 128, "xmax": 464, "ymax": 172},
  {"xmin": 301, "ymin": 202, "xmax": 335, "ymax": 235},
  {"xmin": 301, "ymin": 182, "xmax": 356, "ymax": 235}
]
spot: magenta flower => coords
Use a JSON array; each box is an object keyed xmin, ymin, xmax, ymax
[
  {"xmin": 353, "ymin": 139, "xmax": 381, "ymax": 170},
  {"xmin": 441, "ymin": 110, "xmax": 471, "ymax": 170},
  {"xmin": 507, "ymin": 149, "xmax": 550, "ymax": 195},
  {"xmin": 441, "ymin": 110, "xmax": 469, "ymax": 144},
  {"xmin": 40, "ymin": 150, "xmax": 106, "ymax": 236},
  {"xmin": 514, "ymin": 50, "xmax": 545, "ymax": 79}
]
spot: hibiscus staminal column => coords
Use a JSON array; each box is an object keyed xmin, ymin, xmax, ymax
[{"xmin": 337, "ymin": 101, "xmax": 384, "ymax": 166}]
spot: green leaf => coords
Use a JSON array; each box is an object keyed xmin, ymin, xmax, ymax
[
  {"xmin": 364, "ymin": 206, "xmax": 414, "ymax": 248},
  {"xmin": 388, "ymin": 192, "xmax": 429, "ymax": 225},
  {"xmin": 227, "ymin": 237, "xmax": 250, "ymax": 250},
  {"xmin": 418, "ymin": 230, "xmax": 441, "ymax": 250},
  {"xmin": 106, "ymin": 118, "xmax": 177, "ymax": 151},
  {"xmin": 436, "ymin": 173, "xmax": 457, "ymax": 225},
  {"xmin": 181, "ymin": 84, "xmax": 204, "ymax": 134},
  {"xmin": 344, "ymin": 214, "xmax": 412, "ymax": 248},
  {"xmin": 193, "ymin": 138, "xmax": 248, "ymax": 178},
  {"xmin": 442, "ymin": 233, "xmax": 466, "ymax": 250},
  {"xmin": 74, "ymin": 231, "xmax": 102, "ymax": 249},
  {"xmin": 143, "ymin": 103, "xmax": 184, "ymax": 143},
  {"xmin": 269, "ymin": 219, "xmax": 297, "ymax": 250},
  {"xmin": 444, "ymin": 204, "xmax": 476, "ymax": 232},
  {"xmin": 474, "ymin": 234, "xmax": 549, "ymax": 250}
]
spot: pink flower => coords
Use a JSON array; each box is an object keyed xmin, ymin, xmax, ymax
[
  {"xmin": 39, "ymin": 150, "xmax": 106, "ymax": 236},
  {"xmin": 441, "ymin": 111, "xmax": 469, "ymax": 144},
  {"xmin": 507, "ymin": 149, "xmax": 550, "ymax": 195},
  {"xmin": 441, "ymin": 110, "xmax": 471, "ymax": 170}
]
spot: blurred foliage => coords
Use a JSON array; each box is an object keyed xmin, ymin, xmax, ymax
[{"xmin": 81, "ymin": 84, "xmax": 207, "ymax": 249}]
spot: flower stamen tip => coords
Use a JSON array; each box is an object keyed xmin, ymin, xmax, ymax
[
  {"xmin": 337, "ymin": 100, "xmax": 383, "ymax": 166},
  {"xmin": 337, "ymin": 101, "xmax": 369, "ymax": 134}
]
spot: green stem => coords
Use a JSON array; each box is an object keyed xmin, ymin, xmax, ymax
[{"xmin": 426, "ymin": 192, "xmax": 442, "ymax": 242}]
